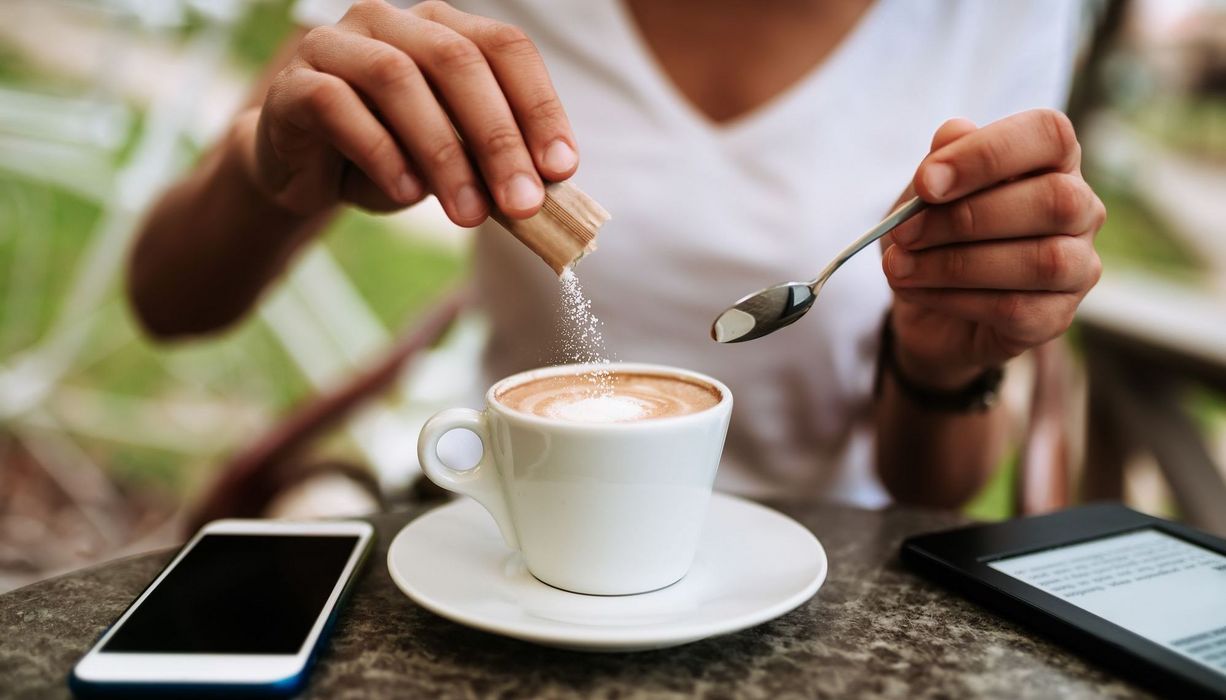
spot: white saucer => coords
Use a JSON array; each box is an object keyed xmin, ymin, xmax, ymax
[{"xmin": 387, "ymin": 493, "xmax": 827, "ymax": 652}]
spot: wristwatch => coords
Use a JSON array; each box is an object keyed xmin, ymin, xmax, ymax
[{"xmin": 875, "ymin": 314, "xmax": 1004, "ymax": 413}]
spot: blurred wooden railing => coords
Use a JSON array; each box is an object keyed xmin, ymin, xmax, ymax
[
  {"xmin": 1078, "ymin": 272, "xmax": 1226, "ymax": 536},
  {"xmin": 1045, "ymin": 0, "xmax": 1226, "ymax": 534}
]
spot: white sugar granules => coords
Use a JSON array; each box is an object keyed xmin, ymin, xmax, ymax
[
  {"xmin": 558, "ymin": 269, "xmax": 613, "ymax": 396},
  {"xmin": 546, "ymin": 395, "xmax": 647, "ymax": 423}
]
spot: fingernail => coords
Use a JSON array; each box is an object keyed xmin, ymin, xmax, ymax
[
  {"xmin": 890, "ymin": 248, "xmax": 915, "ymax": 279},
  {"xmin": 542, "ymin": 140, "xmax": 577, "ymax": 173},
  {"xmin": 398, "ymin": 173, "xmax": 423, "ymax": 202},
  {"xmin": 503, "ymin": 173, "xmax": 543, "ymax": 212},
  {"xmin": 923, "ymin": 163, "xmax": 955, "ymax": 199},
  {"xmin": 455, "ymin": 184, "xmax": 487, "ymax": 222}
]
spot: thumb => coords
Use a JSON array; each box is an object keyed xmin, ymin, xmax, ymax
[
  {"xmin": 909, "ymin": 117, "xmax": 978, "ymax": 206},
  {"xmin": 884, "ymin": 118, "xmax": 979, "ymax": 250},
  {"xmin": 929, "ymin": 117, "xmax": 978, "ymax": 152}
]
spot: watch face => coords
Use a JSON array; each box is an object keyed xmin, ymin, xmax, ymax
[
  {"xmin": 975, "ymin": 368, "xmax": 1005, "ymax": 411},
  {"xmin": 899, "ymin": 364, "xmax": 1005, "ymax": 413},
  {"xmin": 975, "ymin": 389, "xmax": 998, "ymax": 411}
]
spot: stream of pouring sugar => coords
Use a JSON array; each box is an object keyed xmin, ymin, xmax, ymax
[{"xmin": 558, "ymin": 269, "xmax": 613, "ymax": 396}]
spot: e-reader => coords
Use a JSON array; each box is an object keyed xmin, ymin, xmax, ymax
[{"xmin": 901, "ymin": 503, "xmax": 1226, "ymax": 699}]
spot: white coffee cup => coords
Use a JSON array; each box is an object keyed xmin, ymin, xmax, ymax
[{"xmin": 417, "ymin": 362, "xmax": 732, "ymax": 595}]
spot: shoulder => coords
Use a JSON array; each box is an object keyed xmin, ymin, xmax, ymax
[
  {"xmin": 893, "ymin": 0, "xmax": 1091, "ymax": 117},
  {"xmin": 914, "ymin": 0, "xmax": 1087, "ymax": 34},
  {"xmin": 895, "ymin": 0, "xmax": 1087, "ymax": 60}
]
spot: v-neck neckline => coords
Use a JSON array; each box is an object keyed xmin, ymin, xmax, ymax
[{"xmin": 607, "ymin": 0, "xmax": 892, "ymax": 143}]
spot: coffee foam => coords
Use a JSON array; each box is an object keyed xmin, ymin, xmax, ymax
[
  {"xmin": 497, "ymin": 372, "xmax": 720, "ymax": 423},
  {"xmin": 547, "ymin": 395, "xmax": 650, "ymax": 423}
]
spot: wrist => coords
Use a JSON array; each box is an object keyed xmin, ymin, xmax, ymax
[
  {"xmin": 213, "ymin": 110, "xmax": 330, "ymax": 252},
  {"xmin": 876, "ymin": 313, "xmax": 1004, "ymax": 413},
  {"xmin": 229, "ymin": 109, "xmax": 325, "ymax": 220},
  {"xmin": 891, "ymin": 336, "xmax": 984, "ymax": 392},
  {"xmin": 230, "ymin": 109, "xmax": 281, "ymax": 208}
]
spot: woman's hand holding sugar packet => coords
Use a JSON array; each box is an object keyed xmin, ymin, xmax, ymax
[{"xmin": 249, "ymin": 0, "xmax": 578, "ymax": 224}]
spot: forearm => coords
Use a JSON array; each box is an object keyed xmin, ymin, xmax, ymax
[
  {"xmin": 874, "ymin": 343, "xmax": 1011, "ymax": 509},
  {"xmin": 127, "ymin": 108, "xmax": 332, "ymax": 339}
]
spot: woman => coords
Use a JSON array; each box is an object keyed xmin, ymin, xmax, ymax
[{"xmin": 129, "ymin": 0, "xmax": 1104, "ymax": 508}]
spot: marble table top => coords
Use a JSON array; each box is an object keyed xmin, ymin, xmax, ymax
[{"xmin": 0, "ymin": 499, "xmax": 1152, "ymax": 699}]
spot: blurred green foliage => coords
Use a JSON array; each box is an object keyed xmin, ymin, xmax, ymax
[
  {"xmin": 1089, "ymin": 179, "xmax": 1204, "ymax": 282},
  {"xmin": 0, "ymin": 174, "xmax": 465, "ymax": 495},
  {"xmin": 177, "ymin": 0, "xmax": 296, "ymax": 69},
  {"xmin": 964, "ymin": 455, "xmax": 1018, "ymax": 522},
  {"xmin": 0, "ymin": 1, "xmax": 467, "ymax": 500},
  {"xmin": 1129, "ymin": 97, "xmax": 1226, "ymax": 162},
  {"xmin": 228, "ymin": 0, "xmax": 298, "ymax": 69},
  {"xmin": 0, "ymin": 176, "xmax": 102, "ymax": 352},
  {"xmin": 0, "ymin": 45, "xmax": 26, "ymax": 83},
  {"xmin": 324, "ymin": 213, "xmax": 467, "ymax": 330}
]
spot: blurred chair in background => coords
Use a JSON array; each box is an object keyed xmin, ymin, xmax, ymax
[
  {"xmin": 1071, "ymin": 0, "xmax": 1226, "ymax": 535},
  {"xmin": 0, "ymin": 0, "xmax": 481, "ymax": 590},
  {"xmin": 0, "ymin": 0, "xmax": 241, "ymax": 589}
]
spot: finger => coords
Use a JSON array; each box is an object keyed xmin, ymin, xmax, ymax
[
  {"xmin": 893, "ymin": 172, "xmax": 1106, "ymax": 250},
  {"xmin": 341, "ymin": 162, "xmax": 427, "ymax": 212},
  {"xmin": 883, "ymin": 235, "xmax": 1101, "ymax": 292},
  {"xmin": 299, "ymin": 24, "xmax": 487, "ymax": 226},
  {"xmin": 893, "ymin": 288, "xmax": 1081, "ymax": 347},
  {"xmin": 273, "ymin": 65, "xmax": 423, "ymax": 206},
  {"xmin": 361, "ymin": 10, "xmax": 545, "ymax": 218},
  {"xmin": 914, "ymin": 109, "xmax": 1081, "ymax": 203},
  {"xmin": 415, "ymin": 1, "xmax": 578, "ymax": 181}
]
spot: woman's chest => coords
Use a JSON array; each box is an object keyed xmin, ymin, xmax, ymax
[{"xmin": 619, "ymin": 0, "xmax": 877, "ymax": 125}]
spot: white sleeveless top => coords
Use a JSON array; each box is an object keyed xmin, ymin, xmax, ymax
[{"xmin": 294, "ymin": 0, "xmax": 1083, "ymax": 505}]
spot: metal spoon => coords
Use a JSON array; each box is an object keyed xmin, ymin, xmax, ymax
[{"xmin": 711, "ymin": 196, "xmax": 928, "ymax": 343}]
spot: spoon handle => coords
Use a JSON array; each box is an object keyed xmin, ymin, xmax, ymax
[{"xmin": 812, "ymin": 196, "xmax": 928, "ymax": 288}]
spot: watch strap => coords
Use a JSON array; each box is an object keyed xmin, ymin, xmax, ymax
[{"xmin": 875, "ymin": 313, "xmax": 1004, "ymax": 413}]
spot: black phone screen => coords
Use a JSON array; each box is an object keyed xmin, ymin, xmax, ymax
[{"xmin": 102, "ymin": 534, "xmax": 361, "ymax": 655}]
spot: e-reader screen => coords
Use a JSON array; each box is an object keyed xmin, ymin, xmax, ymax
[{"xmin": 988, "ymin": 528, "xmax": 1226, "ymax": 676}]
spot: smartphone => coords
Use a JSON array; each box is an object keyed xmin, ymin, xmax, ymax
[{"xmin": 70, "ymin": 519, "xmax": 374, "ymax": 697}]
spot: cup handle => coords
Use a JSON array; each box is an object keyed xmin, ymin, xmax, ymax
[{"xmin": 417, "ymin": 408, "xmax": 519, "ymax": 550}]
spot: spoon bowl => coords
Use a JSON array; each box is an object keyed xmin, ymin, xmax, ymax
[
  {"xmin": 710, "ymin": 196, "xmax": 927, "ymax": 343},
  {"xmin": 711, "ymin": 282, "xmax": 817, "ymax": 343}
]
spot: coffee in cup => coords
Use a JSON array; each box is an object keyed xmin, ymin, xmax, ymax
[
  {"xmin": 417, "ymin": 363, "xmax": 732, "ymax": 595},
  {"xmin": 496, "ymin": 371, "xmax": 721, "ymax": 423}
]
